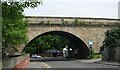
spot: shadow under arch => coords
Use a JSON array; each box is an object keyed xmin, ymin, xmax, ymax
[{"xmin": 23, "ymin": 31, "xmax": 90, "ymax": 59}]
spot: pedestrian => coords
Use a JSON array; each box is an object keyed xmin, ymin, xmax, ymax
[{"xmin": 63, "ymin": 47, "xmax": 68, "ymax": 58}]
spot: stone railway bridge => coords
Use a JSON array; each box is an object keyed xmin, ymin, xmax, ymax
[{"xmin": 22, "ymin": 16, "xmax": 120, "ymax": 58}]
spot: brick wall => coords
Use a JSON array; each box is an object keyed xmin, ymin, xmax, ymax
[{"xmin": 13, "ymin": 56, "xmax": 30, "ymax": 70}]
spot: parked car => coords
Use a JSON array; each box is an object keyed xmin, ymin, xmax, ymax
[{"xmin": 31, "ymin": 54, "xmax": 41, "ymax": 58}]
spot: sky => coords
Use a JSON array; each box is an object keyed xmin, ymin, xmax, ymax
[{"xmin": 24, "ymin": 0, "xmax": 120, "ymax": 19}]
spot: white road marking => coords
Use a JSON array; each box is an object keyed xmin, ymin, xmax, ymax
[{"xmin": 40, "ymin": 62, "xmax": 51, "ymax": 68}]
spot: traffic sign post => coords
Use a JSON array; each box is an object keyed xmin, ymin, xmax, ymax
[{"xmin": 88, "ymin": 41, "xmax": 94, "ymax": 58}]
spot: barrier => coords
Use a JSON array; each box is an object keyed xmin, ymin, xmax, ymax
[{"xmin": 2, "ymin": 54, "xmax": 30, "ymax": 70}]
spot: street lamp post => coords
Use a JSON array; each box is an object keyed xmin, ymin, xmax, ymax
[
  {"xmin": 88, "ymin": 41, "xmax": 93, "ymax": 58},
  {"xmin": 88, "ymin": 41, "xmax": 93, "ymax": 49}
]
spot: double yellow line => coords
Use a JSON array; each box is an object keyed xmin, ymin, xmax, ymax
[{"xmin": 40, "ymin": 62, "xmax": 51, "ymax": 68}]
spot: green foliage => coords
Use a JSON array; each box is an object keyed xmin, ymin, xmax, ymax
[
  {"xmin": 94, "ymin": 54, "xmax": 102, "ymax": 59},
  {"xmin": 2, "ymin": 2, "xmax": 42, "ymax": 56},
  {"xmin": 64, "ymin": 20, "xmax": 69, "ymax": 24},
  {"xmin": 78, "ymin": 21, "xmax": 85, "ymax": 26},
  {"xmin": 47, "ymin": 20, "xmax": 50, "ymax": 25},
  {"xmin": 88, "ymin": 47, "xmax": 95, "ymax": 59},
  {"xmin": 103, "ymin": 27, "xmax": 120, "ymax": 48},
  {"xmin": 0, "ymin": 17, "xmax": 2, "ymax": 50},
  {"xmin": 2, "ymin": 2, "xmax": 41, "ymax": 46},
  {"xmin": 61, "ymin": 18, "xmax": 85, "ymax": 25},
  {"xmin": 61, "ymin": 19, "xmax": 65, "ymax": 24},
  {"xmin": 73, "ymin": 19, "xmax": 78, "ymax": 25},
  {"xmin": 24, "ymin": 47, "xmax": 37, "ymax": 54},
  {"xmin": 24, "ymin": 35, "xmax": 70, "ymax": 54},
  {"xmin": 88, "ymin": 48, "xmax": 102, "ymax": 59},
  {"xmin": 73, "ymin": 19, "xmax": 85, "ymax": 26},
  {"xmin": 61, "ymin": 19, "xmax": 69, "ymax": 24}
]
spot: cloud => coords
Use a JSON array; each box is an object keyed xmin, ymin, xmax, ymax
[
  {"xmin": 43, "ymin": 0, "xmax": 119, "ymax": 3},
  {"xmin": 24, "ymin": 0, "xmax": 118, "ymax": 18}
]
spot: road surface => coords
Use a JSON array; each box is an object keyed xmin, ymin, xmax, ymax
[{"xmin": 28, "ymin": 57, "xmax": 119, "ymax": 70}]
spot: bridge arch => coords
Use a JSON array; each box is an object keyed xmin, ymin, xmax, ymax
[{"xmin": 23, "ymin": 31, "xmax": 90, "ymax": 59}]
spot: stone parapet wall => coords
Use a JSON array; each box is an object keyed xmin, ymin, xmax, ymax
[
  {"xmin": 25, "ymin": 16, "xmax": 120, "ymax": 26},
  {"xmin": 2, "ymin": 54, "xmax": 30, "ymax": 69}
]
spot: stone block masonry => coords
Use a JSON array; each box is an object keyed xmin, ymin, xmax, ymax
[
  {"xmin": 25, "ymin": 16, "xmax": 120, "ymax": 53},
  {"xmin": 2, "ymin": 54, "xmax": 30, "ymax": 70}
]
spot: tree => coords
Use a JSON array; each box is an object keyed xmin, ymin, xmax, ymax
[
  {"xmin": 24, "ymin": 35, "xmax": 70, "ymax": 54},
  {"xmin": 102, "ymin": 27, "xmax": 120, "ymax": 48},
  {"xmin": 2, "ymin": 1, "xmax": 42, "ymax": 56},
  {"xmin": 101, "ymin": 27, "xmax": 120, "ymax": 61}
]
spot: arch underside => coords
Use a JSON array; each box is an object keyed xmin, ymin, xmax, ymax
[{"xmin": 24, "ymin": 31, "xmax": 90, "ymax": 59}]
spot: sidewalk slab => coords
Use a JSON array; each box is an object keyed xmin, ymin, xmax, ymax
[
  {"xmin": 75, "ymin": 58, "xmax": 120, "ymax": 66},
  {"xmin": 95, "ymin": 61, "xmax": 120, "ymax": 66},
  {"xmin": 75, "ymin": 59, "xmax": 102, "ymax": 63}
]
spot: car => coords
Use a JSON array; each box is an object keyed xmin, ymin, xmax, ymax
[{"xmin": 31, "ymin": 54, "xmax": 41, "ymax": 58}]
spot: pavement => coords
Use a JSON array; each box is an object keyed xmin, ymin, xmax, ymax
[
  {"xmin": 75, "ymin": 58, "xmax": 120, "ymax": 66},
  {"xmin": 95, "ymin": 61, "xmax": 120, "ymax": 66},
  {"xmin": 75, "ymin": 58, "xmax": 102, "ymax": 63}
]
